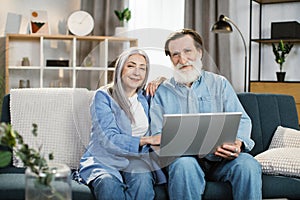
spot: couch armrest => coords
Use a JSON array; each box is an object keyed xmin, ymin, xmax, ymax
[{"xmin": 1, "ymin": 94, "xmax": 11, "ymax": 123}]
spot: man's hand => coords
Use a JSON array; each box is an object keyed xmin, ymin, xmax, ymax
[
  {"xmin": 214, "ymin": 140, "xmax": 242, "ymax": 160},
  {"xmin": 140, "ymin": 134, "xmax": 161, "ymax": 146}
]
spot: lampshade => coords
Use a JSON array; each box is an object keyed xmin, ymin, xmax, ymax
[{"xmin": 211, "ymin": 15, "xmax": 233, "ymax": 33}]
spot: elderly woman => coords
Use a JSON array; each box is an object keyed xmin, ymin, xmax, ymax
[{"xmin": 79, "ymin": 47, "xmax": 166, "ymax": 200}]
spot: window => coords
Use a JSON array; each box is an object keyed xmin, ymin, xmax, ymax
[{"xmin": 128, "ymin": 0, "xmax": 184, "ymax": 31}]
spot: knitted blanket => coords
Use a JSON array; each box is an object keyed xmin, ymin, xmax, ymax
[{"xmin": 10, "ymin": 88, "xmax": 94, "ymax": 169}]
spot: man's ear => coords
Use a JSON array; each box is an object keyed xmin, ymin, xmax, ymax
[{"xmin": 198, "ymin": 49, "xmax": 203, "ymax": 59}]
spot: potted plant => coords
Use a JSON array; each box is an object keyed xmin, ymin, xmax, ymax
[
  {"xmin": 272, "ymin": 40, "xmax": 294, "ymax": 82},
  {"xmin": 0, "ymin": 123, "xmax": 71, "ymax": 200},
  {"xmin": 114, "ymin": 8, "xmax": 131, "ymax": 27},
  {"xmin": 114, "ymin": 8, "xmax": 131, "ymax": 36}
]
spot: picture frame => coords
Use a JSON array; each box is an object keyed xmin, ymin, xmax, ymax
[{"xmin": 30, "ymin": 10, "xmax": 50, "ymax": 34}]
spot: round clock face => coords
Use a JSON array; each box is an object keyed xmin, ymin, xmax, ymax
[{"xmin": 67, "ymin": 11, "xmax": 94, "ymax": 36}]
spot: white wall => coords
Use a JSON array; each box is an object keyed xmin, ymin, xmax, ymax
[{"xmin": 0, "ymin": 0, "xmax": 81, "ymax": 36}]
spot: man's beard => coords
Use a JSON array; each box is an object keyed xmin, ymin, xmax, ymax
[{"xmin": 173, "ymin": 58, "xmax": 203, "ymax": 85}]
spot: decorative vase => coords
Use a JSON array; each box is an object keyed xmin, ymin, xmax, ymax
[
  {"xmin": 25, "ymin": 163, "xmax": 72, "ymax": 200},
  {"xmin": 22, "ymin": 57, "xmax": 30, "ymax": 66},
  {"xmin": 114, "ymin": 26, "xmax": 128, "ymax": 36},
  {"xmin": 276, "ymin": 72, "xmax": 286, "ymax": 82}
]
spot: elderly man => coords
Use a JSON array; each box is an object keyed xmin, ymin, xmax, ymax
[{"xmin": 150, "ymin": 29, "xmax": 262, "ymax": 200}]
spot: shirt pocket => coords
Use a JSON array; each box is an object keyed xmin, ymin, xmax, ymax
[
  {"xmin": 199, "ymin": 95, "xmax": 223, "ymax": 112},
  {"xmin": 198, "ymin": 96, "xmax": 211, "ymax": 112}
]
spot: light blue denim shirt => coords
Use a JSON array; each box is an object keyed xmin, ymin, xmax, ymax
[
  {"xmin": 150, "ymin": 70, "xmax": 254, "ymax": 158},
  {"xmin": 79, "ymin": 89, "xmax": 166, "ymax": 185}
]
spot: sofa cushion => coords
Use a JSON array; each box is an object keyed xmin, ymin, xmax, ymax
[
  {"xmin": 262, "ymin": 174, "xmax": 300, "ymax": 199},
  {"xmin": 10, "ymin": 88, "xmax": 94, "ymax": 169}
]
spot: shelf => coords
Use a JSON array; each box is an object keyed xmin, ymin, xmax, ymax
[
  {"xmin": 251, "ymin": 38, "xmax": 300, "ymax": 43},
  {"xmin": 6, "ymin": 34, "xmax": 138, "ymax": 46},
  {"xmin": 250, "ymin": 80, "xmax": 300, "ymax": 83},
  {"xmin": 8, "ymin": 66, "xmax": 41, "ymax": 69},
  {"xmin": 5, "ymin": 34, "xmax": 138, "ymax": 92},
  {"xmin": 253, "ymin": 0, "xmax": 300, "ymax": 4}
]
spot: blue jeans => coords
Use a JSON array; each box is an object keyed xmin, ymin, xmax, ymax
[
  {"xmin": 166, "ymin": 153, "xmax": 262, "ymax": 200},
  {"xmin": 91, "ymin": 159, "xmax": 155, "ymax": 200}
]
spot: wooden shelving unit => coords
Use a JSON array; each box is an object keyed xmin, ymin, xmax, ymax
[
  {"xmin": 5, "ymin": 34, "xmax": 138, "ymax": 93},
  {"xmin": 248, "ymin": 0, "xmax": 300, "ymax": 90}
]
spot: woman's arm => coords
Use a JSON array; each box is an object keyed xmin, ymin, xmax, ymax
[{"xmin": 91, "ymin": 90, "xmax": 141, "ymax": 155}]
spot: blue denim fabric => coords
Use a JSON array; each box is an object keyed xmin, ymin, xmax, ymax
[
  {"xmin": 167, "ymin": 153, "xmax": 262, "ymax": 200},
  {"xmin": 91, "ymin": 159, "xmax": 155, "ymax": 200}
]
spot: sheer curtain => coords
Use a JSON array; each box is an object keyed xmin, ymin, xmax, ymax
[{"xmin": 184, "ymin": 0, "xmax": 232, "ymax": 81}]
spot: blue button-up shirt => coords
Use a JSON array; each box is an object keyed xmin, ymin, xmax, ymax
[
  {"xmin": 79, "ymin": 89, "xmax": 166, "ymax": 185},
  {"xmin": 150, "ymin": 70, "xmax": 254, "ymax": 158}
]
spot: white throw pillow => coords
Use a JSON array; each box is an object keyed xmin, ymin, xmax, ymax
[
  {"xmin": 269, "ymin": 126, "xmax": 300, "ymax": 149},
  {"xmin": 254, "ymin": 126, "xmax": 300, "ymax": 178},
  {"xmin": 255, "ymin": 148, "xmax": 300, "ymax": 178},
  {"xmin": 10, "ymin": 88, "xmax": 94, "ymax": 169}
]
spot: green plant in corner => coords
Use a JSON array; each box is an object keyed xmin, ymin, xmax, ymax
[
  {"xmin": 272, "ymin": 40, "xmax": 294, "ymax": 72},
  {"xmin": 0, "ymin": 123, "xmax": 67, "ymax": 199},
  {"xmin": 114, "ymin": 8, "xmax": 131, "ymax": 26}
]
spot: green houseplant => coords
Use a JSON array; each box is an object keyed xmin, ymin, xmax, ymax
[
  {"xmin": 272, "ymin": 40, "xmax": 294, "ymax": 82},
  {"xmin": 0, "ymin": 123, "xmax": 71, "ymax": 200},
  {"xmin": 114, "ymin": 8, "xmax": 131, "ymax": 27}
]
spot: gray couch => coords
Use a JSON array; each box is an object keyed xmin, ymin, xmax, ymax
[{"xmin": 1, "ymin": 90, "xmax": 300, "ymax": 199}]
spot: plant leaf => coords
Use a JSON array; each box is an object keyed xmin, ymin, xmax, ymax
[
  {"xmin": 0, "ymin": 151, "xmax": 12, "ymax": 167},
  {"xmin": 114, "ymin": 10, "xmax": 123, "ymax": 21}
]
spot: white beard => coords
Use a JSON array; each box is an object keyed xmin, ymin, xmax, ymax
[{"xmin": 173, "ymin": 58, "xmax": 203, "ymax": 85}]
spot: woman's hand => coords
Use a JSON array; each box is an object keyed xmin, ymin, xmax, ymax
[
  {"xmin": 145, "ymin": 77, "xmax": 166, "ymax": 96},
  {"xmin": 214, "ymin": 140, "xmax": 242, "ymax": 160},
  {"xmin": 140, "ymin": 134, "xmax": 161, "ymax": 146}
]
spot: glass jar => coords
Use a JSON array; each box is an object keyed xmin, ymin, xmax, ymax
[
  {"xmin": 22, "ymin": 57, "xmax": 30, "ymax": 66},
  {"xmin": 25, "ymin": 163, "xmax": 72, "ymax": 200}
]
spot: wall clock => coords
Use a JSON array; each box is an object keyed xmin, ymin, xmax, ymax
[{"xmin": 67, "ymin": 11, "xmax": 94, "ymax": 36}]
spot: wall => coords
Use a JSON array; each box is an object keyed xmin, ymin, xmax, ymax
[{"xmin": 0, "ymin": 0, "xmax": 81, "ymax": 36}]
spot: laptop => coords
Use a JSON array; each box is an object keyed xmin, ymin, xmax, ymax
[{"xmin": 155, "ymin": 112, "xmax": 242, "ymax": 157}]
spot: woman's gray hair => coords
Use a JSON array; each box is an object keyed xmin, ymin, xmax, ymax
[{"xmin": 110, "ymin": 47, "xmax": 150, "ymax": 123}]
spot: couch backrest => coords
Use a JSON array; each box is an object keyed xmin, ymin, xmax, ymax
[
  {"xmin": 10, "ymin": 88, "xmax": 95, "ymax": 169},
  {"xmin": 237, "ymin": 93, "xmax": 299, "ymax": 156}
]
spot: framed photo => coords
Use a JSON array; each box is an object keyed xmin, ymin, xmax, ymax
[{"xmin": 30, "ymin": 10, "xmax": 50, "ymax": 34}]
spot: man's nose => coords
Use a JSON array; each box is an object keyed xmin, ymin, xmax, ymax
[{"xmin": 178, "ymin": 53, "xmax": 188, "ymax": 65}]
